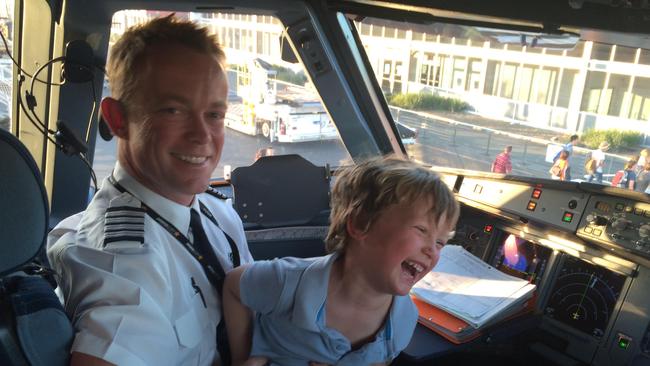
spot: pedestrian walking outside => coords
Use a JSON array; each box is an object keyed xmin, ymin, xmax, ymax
[
  {"xmin": 550, "ymin": 150, "xmax": 569, "ymax": 181},
  {"xmin": 622, "ymin": 159, "xmax": 636, "ymax": 190},
  {"xmin": 558, "ymin": 134, "xmax": 579, "ymax": 181},
  {"xmin": 635, "ymin": 148, "xmax": 648, "ymax": 175},
  {"xmin": 635, "ymin": 162, "xmax": 650, "ymax": 193},
  {"xmin": 491, "ymin": 146, "xmax": 513, "ymax": 174},
  {"xmin": 586, "ymin": 141, "xmax": 610, "ymax": 183}
]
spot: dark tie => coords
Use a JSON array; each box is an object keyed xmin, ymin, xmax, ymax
[
  {"xmin": 189, "ymin": 208, "xmax": 231, "ymax": 365},
  {"xmin": 190, "ymin": 209, "xmax": 226, "ymax": 292}
]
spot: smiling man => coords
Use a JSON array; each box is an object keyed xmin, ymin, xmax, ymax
[{"xmin": 47, "ymin": 16, "xmax": 253, "ymax": 366}]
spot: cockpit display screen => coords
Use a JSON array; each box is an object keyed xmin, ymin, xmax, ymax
[
  {"xmin": 491, "ymin": 233, "xmax": 552, "ymax": 284},
  {"xmin": 544, "ymin": 256, "xmax": 627, "ymax": 339}
]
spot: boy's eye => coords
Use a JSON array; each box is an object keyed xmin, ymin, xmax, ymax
[
  {"xmin": 415, "ymin": 226, "xmax": 427, "ymax": 233},
  {"xmin": 435, "ymin": 240, "xmax": 446, "ymax": 249}
]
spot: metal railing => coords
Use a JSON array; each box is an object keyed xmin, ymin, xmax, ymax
[{"xmin": 389, "ymin": 105, "xmax": 630, "ymax": 184}]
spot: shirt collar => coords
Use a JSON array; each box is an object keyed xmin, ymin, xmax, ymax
[
  {"xmin": 291, "ymin": 253, "xmax": 339, "ymax": 331},
  {"xmin": 113, "ymin": 162, "xmax": 192, "ymax": 235},
  {"xmin": 290, "ymin": 252, "xmax": 412, "ymax": 341}
]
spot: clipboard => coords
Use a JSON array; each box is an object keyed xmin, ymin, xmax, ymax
[
  {"xmin": 411, "ymin": 296, "xmax": 481, "ymax": 344},
  {"xmin": 412, "ymin": 294, "xmax": 537, "ymax": 344}
]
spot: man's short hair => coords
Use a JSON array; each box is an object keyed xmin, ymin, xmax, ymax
[
  {"xmin": 107, "ymin": 14, "xmax": 225, "ymax": 106},
  {"xmin": 325, "ymin": 156, "xmax": 459, "ymax": 253}
]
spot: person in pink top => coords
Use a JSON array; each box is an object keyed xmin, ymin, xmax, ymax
[{"xmin": 491, "ymin": 146, "xmax": 513, "ymax": 174}]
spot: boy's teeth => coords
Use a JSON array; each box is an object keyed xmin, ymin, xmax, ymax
[{"xmin": 405, "ymin": 260, "xmax": 424, "ymax": 273}]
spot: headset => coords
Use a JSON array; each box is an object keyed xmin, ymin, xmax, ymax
[{"xmin": 0, "ymin": 30, "xmax": 102, "ymax": 191}]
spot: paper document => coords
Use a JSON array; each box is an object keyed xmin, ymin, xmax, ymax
[{"xmin": 412, "ymin": 245, "xmax": 536, "ymax": 328}]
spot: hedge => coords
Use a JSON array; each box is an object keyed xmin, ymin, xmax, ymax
[
  {"xmin": 271, "ymin": 65, "xmax": 307, "ymax": 86},
  {"xmin": 581, "ymin": 129, "xmax": 643, "ymax": 150},
  {"xmin": 388, "ymin": 93, "xmax": 471, "ymax": 112}
]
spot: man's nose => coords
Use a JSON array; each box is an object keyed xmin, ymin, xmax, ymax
[{"xmin": 187, "ymin": 113, "xmax": 210, "ymax": 143}]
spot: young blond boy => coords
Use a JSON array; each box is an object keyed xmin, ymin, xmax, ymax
[{"xmin": 223, "ymin": 156, "xmax": 460, "ymax": 365}]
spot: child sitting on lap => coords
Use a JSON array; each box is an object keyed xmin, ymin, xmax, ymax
[{"xmin": 223, "ymin": 156, "xmax": 460, "ymax": 366}]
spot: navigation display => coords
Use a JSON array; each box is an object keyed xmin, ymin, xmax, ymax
[
  {"xmin": 544, "ymin": 256, "xmax": 627, "ymax": 339},
  {"xmin": 491, "ymin": 233, "xmax": 552, "ymax": 284}
]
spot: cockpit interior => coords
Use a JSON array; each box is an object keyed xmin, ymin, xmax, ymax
[{"xmin": 2, "ymin": 0, "xmax": 650, "ymax": 365}]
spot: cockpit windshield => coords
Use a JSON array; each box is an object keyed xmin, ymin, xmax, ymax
[
  {"xmin": 91, "ymin": 10, "xmax": 351, "ymax": 184},
  {"xmin": 352, "ymin": 15, "xmax": 650, "ymax": 190},
  {"xmin": 3, "ymin": 6, "xmax": 647, "ymax": 192}
]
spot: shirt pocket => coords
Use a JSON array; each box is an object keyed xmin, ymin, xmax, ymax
[{"xmin": 174, "ymin": 293, "xmax": 207, "ymax": 349}]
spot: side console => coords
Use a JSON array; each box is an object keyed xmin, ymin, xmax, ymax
[{"xmin": 577, "ymin": 195, "xmax": 650, "ymax": 264}]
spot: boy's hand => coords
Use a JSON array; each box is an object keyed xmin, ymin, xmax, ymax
[{"xmin": 241, "ymin": 356, "xmax": 269, "ymax": 366}]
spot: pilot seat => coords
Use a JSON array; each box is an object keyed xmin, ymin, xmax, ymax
[
  {"xmin": 0, "ymin": 128, "xmax": 73, "ymax": 365},
  {"xmin": 230, "ymin": 154, "xmax": 331, "ymax": 260}
]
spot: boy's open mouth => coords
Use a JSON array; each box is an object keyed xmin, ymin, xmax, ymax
[{"xmin": 402, "ymin": 260, "xmax": 425, "ymax": 279}]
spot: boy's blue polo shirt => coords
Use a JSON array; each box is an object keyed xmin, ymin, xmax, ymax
[{"xmin": 240, "ymin": 253, "xmax": 418, "ymax": 365}]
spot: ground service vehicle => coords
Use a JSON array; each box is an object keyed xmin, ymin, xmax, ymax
[
  {"xmin": 2, "ymin": 0, "xmax": 650, "ymax": 365},
  {"xmin": 225, "ymin": 57, "xmax": 339, "ymax": 143}
]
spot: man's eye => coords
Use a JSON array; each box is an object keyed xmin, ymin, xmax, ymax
[
  {"xmin": 161, "ymin": 108, "xmax": 180, "ymax": 115},
  {"xmin": 207, "ymin": 111, "xmax": 226, "ymax": 120}
]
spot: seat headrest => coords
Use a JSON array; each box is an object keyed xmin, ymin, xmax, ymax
[
  {"xmin": 0, "ymin": 128, "xmax": 49, "ymax": 276},
  {"xmin": 231, "ymin": 154, "xmax": 330, "ymax": 228}
]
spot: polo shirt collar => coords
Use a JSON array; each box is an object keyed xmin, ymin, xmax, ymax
[
  {"xmin": 291, "ymin": 253, "xmax": 338, "ymax": 332},
  {"xmin": 291, "ymin": 251, "xmax": 410, "ymax": 344},
  {"xmin": 112, "ymin": 162, "xmax": 192, "ymax": 235}
]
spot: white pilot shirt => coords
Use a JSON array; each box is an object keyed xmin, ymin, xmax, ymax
[{"xmin": 47, "ymin": 162, "xmax": 253, "ymax": 366}]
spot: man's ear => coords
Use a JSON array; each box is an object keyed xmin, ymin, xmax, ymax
[{"xmin": 100, "ymin": 97, "xmax": 127, "ymax": 138}]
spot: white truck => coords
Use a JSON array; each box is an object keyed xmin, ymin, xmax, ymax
[{"xmin": 225, "ymin": 58, "xmax": 339, "ymax": 143}]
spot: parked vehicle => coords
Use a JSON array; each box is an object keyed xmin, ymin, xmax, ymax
[{"xmin": 225, "ymin": 58, "xmax": 338, "ymax": 143}]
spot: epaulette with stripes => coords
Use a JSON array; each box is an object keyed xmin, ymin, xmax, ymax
[
  {"xmin": 205, "ymin": 187, "xmax": 229, "ymax": 200},
  {"xmin": 103, "ymin": 193, "xmax": 146, "ymax": 252}
]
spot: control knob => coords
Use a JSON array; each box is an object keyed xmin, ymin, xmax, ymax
[
  {"xmin": 586, "ymin": 214, "xmax": 608, "ymax": 226},
  {"xmin": 612, "ymin": 218, "xmax": 631, "ymax": 231},
  {"xmin": 639, "ymin": 224, "xmax": 650, "ymax": 238}
]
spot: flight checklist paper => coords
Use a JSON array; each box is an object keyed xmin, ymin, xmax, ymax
[{"xmin": 411, "ymin": 245, "xmax": 536, "ymax": 329}]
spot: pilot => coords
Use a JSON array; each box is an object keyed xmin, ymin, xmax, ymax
[{"xmin": 47, "ymin": 15, "xmax": 253, "ymax": 366}]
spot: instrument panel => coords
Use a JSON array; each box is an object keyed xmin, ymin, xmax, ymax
[
  {"xmin": 443, "ymin": 174, "xmax": 650, "ymax": 365},
  {"xmin": 458, "ymin": 177, "xmax": 589, "ymax": 232},
  {"xmin": 577, "ymin": 195, "xmax": 650, "ymax": 261},
  {"xmin": 490, "ymin": 233, "xmax": 552, "ymax": 285},
  {"xmin": 543, "ymin": 256, "xmax": 627, "ymax": 339}
]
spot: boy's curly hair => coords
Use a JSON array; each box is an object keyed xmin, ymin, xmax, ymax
[{"xmin": 325, "ymin": 156, "xmax": 459, "ymax": 253}]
